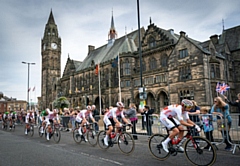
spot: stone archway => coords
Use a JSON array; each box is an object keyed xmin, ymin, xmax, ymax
[{"xmin": 157, "ymin": 91, "xmax": 169, "ymax": 112}]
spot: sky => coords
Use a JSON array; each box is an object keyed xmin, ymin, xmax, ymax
[{"xmin": 0, "ymin": 0, "xmax": 240, "ymax": 102}]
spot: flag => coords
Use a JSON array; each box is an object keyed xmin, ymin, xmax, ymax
[
  {"xmin": 32, "ymin": 87, "xmax": 35, "ymax": 91},
  {"xmin": 112, "ymin": 56, "xmax": 118, "ymax": 68},
  {"xmin": 95, "ymin": 64, "xmax": 99, "ymax": 75},
  {"xmin": 216, "ymin": 82, "xmax": 221, "ymax": 92},
  {"xmin": 28, "ymin": 87, "xmax": 31, "ymax": 92},
  {"xmin": 218, "ymin": 82, "xmax": 230, "ymax": 94}
]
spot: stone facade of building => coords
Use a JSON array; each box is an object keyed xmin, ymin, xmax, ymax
[{"xmin": 40, "ymin": 11, "xmax": 240, "ymax": 113}]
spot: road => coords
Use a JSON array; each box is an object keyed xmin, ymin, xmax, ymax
[{"xmin": 0, "ymin": 124, "xmax": 239, "ymax": 166}]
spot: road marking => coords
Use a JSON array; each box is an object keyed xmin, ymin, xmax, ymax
[{"xmin": 81, "ymin": 152, "xmax": 123, "ymax": 165}]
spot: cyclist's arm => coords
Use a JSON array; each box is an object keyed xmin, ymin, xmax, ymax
[{"xmin": 179, "ymin": 119, "xmax": 194, "ymax": 127}]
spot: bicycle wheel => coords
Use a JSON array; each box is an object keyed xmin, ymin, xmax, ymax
[
  {"xmin": 38, "ymin": 126, "xmax": 43, "ymax": 137},
  {"xmin": 53, "ymin": 128, "xmax": 61, "ymax": 143},
  {"xmin": 29, "ymin": 125, "xmax": 34, "ymax": 137},
  {"xmin": 117, "ymin": 132, "xmax": 135, "ymax": 155},
  {"xmin": 184, "ymin": 136, "xmax": 217, "ymax": 166},
  {"xmin": 148, "ymin": 133, "xmax": 170, "ymax": 160},
  {"xmin": 73, "ymin": 128, "xmax": 82, "ymax": 144},
  {"xmin": 87, "ymin": 129, "xmax": 97, "ymax": 146},
  {"xmin": 97, "ymin": 130, "xmax": 110, "ymax": 150}
]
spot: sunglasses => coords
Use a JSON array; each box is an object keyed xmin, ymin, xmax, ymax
[
  {"xmin": 185, "ymin": 106, "xmax": 192, "ymax": 109},
  {"xmin": 214, "ymin": 101, "xmax": 217, "ymax": 102}
]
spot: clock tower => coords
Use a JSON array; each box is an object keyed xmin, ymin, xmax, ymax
[{"xmin": 41, "ymin": 10, "xmax": 61, "ymax": 109}]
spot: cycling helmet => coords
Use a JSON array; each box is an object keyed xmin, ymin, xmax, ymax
[
  {"xmin": 116, "ymin": 102, "xmax": 124, "ymax": 108},
  {"xmin": 86, "ymin": 105, "xmax": 92, "ymax": 110},
  {"xmin": 181, "ymin": 99, "xmax": 193, "ymax": 108}
]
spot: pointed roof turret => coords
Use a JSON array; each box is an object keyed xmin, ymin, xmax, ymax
[
  {"xmin": 108, "ymin": 10, "xmax": 117, "ymax": 40},
  {"xmin": 47, "ymin": 9, "xmax": 55, "ymax": 24}
]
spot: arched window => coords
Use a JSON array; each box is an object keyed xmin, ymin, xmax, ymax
[
  {"xmin": 148, "ymin": 36, "xmax": 156, "ymax": 48},
  {"xmin": 149, "ymin": 57, "xmax": 157, "ymax": 70},
  {"xmin": 161, "ymin": 54, "xmax": 168, "ymax": 67}
]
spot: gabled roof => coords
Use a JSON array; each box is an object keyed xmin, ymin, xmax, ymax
[
  {"xmin": 62, "ymin": 57, "xmax": 82, "ymax": 77},
  {"xmin": 219, "ymin": 25, "xmax": 240, "ymax": 51},
  {"xmin": 76, "ymin": 28, "xmax": 143, "ymax": 71}
]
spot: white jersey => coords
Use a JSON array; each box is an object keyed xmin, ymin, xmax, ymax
[
  {"xmin": 76, "ymin": 109, "xmax": 93, "ymax": 120},
  {"xmin": 25, "ymin": 112, "xmax": 35, "ymax": 123},
  {"xmin": 105, "ymin": 107, "xmax": 125, "ymax": 119},
  {"xmin": 47, "ymin": 112, "xmax": 59, "ymax": 121},
  {"xmin": 160, "ymin": 104, "xmax": 189, "ymax": 121}
]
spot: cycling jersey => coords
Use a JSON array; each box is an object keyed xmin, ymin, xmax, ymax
[
  {"xmin": 25, "ymin": 112, "xmax": 35, "ymax": 123},
  {"xmin": 41, "ymin": 110, "xmax": 48, "ymax": 117},
  {"xmin": 76, "ymin": 109, "xmax": 93, "ymax": 123},
  {"xmin": 103, "ymin": 107, "xmax": 125, "ymax": 127},
  {"xmin": 160, "ymin": 104, "xmax": 189, "ymax": 129}
]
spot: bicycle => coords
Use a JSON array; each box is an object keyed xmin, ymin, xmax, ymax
[
  {"xmin": 44, "ymin": 122, "xmax": 61, "ymax": 143},
  {"xmin": 148, "ymin": 126, "xmax": 217, "ymax": 166},
  {"xmin": 73, "ymin": 123, "xmax": 97, "ymax": 146},
  {"xmin": 2, "ymin": 120, "xmax": 9, "ymax": 131},
  {"xmin": 25, "ymin": 122, "xmax": 34, "ymax": 137},
  {"xmin": 97, "ymin": 124, "xmax": 135, "ymax": 155}
]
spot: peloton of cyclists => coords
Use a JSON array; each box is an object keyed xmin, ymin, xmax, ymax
[
  {"xmin": 103, "ymin": 102, "xmax": 132, "ymax": 146},
  {"xmin": 75, "ymin": 105, "xmax": 97, "ymax": 142},
  {"xmin": 159, "ymin": 99, "xmax": 201, "ymax": 153}
]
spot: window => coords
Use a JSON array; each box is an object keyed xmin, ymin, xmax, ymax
[
  {"xmin": 179, "ymin": 49, "xmax": 188, "ymax": 59},
  {"xmin": 164, "ymin": 95, "xmax": 169, "ymax": 106},
  {"xmin": 124, "ymin": 59, "xmax": 131, "ymax": 75},
  {"xmin": 179, "ymin": 89, "xmax": 194, "ymax": 101},
  {"xmin": 156, "ymin": 74, "xmax": 166, "ymax": 83},
  {"xmin": 134, "ymin": 79, "xmax": 141, "ymax": 87},
  {"xmin": 105, "ymin": 69, "xmax": 109, "ymax": 87},
  {"xmin": 148, "ymin": 36, "xmax": 156, "ymax": 48},
  {"xmin": 144, "ymin": 76, "xmax": 154, "ymax": 85},
  {"xmin": 121, "ymin": 81, "xmax": 124, "ymax": 88},
  {"xmin": 126, "ymin": 80, "xmax": 130, "ymax": 87},
  {"xmin": 149, "ymin": 57, "xmax": 157, "ymax": 70},
  {"xmin": 210, "ymin": 64, "xmax": 220, "ymax": 79},
  {"xmin": 161, "ymin": 55, "xmax": 167, "ymax": 67},
  {"xmin": 142, "ymin": 61, "xmax": 146, "ymax": 72},
  {"xmin": 179, "ymin": 65, "xmax": 192, "ymax": 81}
]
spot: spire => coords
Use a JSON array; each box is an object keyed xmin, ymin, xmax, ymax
[
  {"xmin": 108, "ymin": 9, "xmax": 117, "ymax": 40},
  {"xmin": 47, "ymin": 9, "xmax": 55, "ymax": 24}
]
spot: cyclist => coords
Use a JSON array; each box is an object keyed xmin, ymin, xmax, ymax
[
  {"xmin": 75, "ymin": 105, "xmax": 96, "ymax": 142},
  {"xmin": 103, "ymin": 102, "xmax": 131, "ymax": 146},
  {"xmin": 159, "ymin": 99, "xmax": 201, "ymax": 153},
  {"xmin": 2, "ymin": 110, "xmax": 10, "ymax": 129},
  {"xmin": 25, "ymin": 110, "xmax": 35, "ymax": 135},
  {"xmin": 45, "ymin": 109, "xmax": 59, "ymax": 140},
  {"xmin": 9, "ymin": 110, "xmax": 17, "ymax": 130},
  {"xmin": 39, "ymin": 108, "xmax": 50, "ymax": 134}
]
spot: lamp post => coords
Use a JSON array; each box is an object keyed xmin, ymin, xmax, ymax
[{"xmin": 22, "ymin": 61, "xmax": 35, "ymax": 110}]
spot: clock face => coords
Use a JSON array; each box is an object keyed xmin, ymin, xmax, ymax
[{"xmin": 51, "ymin": 43, "xmax": 57, "ymax": 49}]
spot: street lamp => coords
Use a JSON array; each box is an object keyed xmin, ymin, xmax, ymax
[{"xmin": 22, "ymin": 61, "xmax": 35, "ymax": 110}]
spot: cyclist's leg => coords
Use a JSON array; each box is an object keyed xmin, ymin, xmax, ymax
[{"xmin": 103, "ymin": 117, "xmax": 113, "ymax": 146}]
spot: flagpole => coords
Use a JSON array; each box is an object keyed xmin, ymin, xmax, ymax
[
  {"xmin": 118, "ymin": 53, "xmax": 121, "ymax": 102},
  {"xmin": 98, "ymin": 62, "xmax": 102, "ymax": 115}
]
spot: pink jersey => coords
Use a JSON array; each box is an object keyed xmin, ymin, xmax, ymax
[
  {"xmin": 160, "ymin": 104, "xmax": 189, "ymax": 121},
  {"xmin": 47, "ymin": 112, "xmax": 59, "ymax": 120}
]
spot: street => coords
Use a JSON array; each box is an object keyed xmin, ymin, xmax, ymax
[{"xmin": 0, "ymin": 124, "xmax": 239, "ymax": 166}]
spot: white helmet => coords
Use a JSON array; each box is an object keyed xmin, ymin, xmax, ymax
[
  {"xmin": 86, "ymin": 105, "xmax": 92, "ymax": 110},
  {"xmin": 181, "ymin": 99, "xmax": 193, "ymax": 108},
  {"xmin": 116, "ymin": 102, "xmax": 124, "ymax": 108}
]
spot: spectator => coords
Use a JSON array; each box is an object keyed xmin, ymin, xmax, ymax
[
  {"xmin": 91, "ymin": 105, "xmax": 99, "ymax": 132},
  {"xmin": 62, "ymin": 108, "xmax": 70, "ymax": 131},
  {"xmin": 139, "ymin": 105, "xmax": 154, "ymax": 136},
  {"xmin": 125, "ymin": 103, "xmax": 138, "ymax": 140},
  {"xmin": 188, "ymin": 100, "xmax": 201, "ymax": 136},
  {"xmin": 69, "ymin": 108, "xmax": 76, "ymax": 132},
  {"xmin": 224, "ymin": 93, "xmax": 240, "ymax": 126},
  {"xmin": 210, "ymin": 96, "xmax": 232, "ymax": 151},
  {"xmin": 200, "ymin": 107, "xmax": 214, "ymax": 149}
]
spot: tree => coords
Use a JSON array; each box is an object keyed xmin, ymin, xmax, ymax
[{"xmin": 53, "ymin": 96, "xmax": 70, "ymax": 114}]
